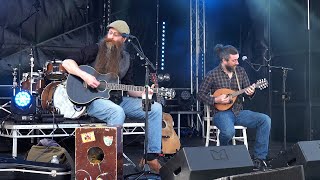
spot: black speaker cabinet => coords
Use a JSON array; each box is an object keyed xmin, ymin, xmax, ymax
[
  {"xmin": 160, "ymin": 145, "xmax": 253, "ymax": 180},
  {"xmin": 271, "ymin": 140, "xmax": 320, "ymax": 180},
  {"xmin": 228, "ymin": 165, "xmax": 305, "ymax": 180},
  {"xmin": 75, "ymin": 126, "xmax": 123, "ymax": 180}
]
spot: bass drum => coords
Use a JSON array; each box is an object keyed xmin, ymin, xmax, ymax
[{"xmin": 41, "ymin": 81, "xmax": 86, "ymax": 119}]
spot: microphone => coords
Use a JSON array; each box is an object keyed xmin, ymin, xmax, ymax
[
  {"xmin": 121, "ymin": 33, "xmax": 136, "ymax": 39},
  {"xmin": 242, "ymin": 56, "xmax": 248, "ymax": 61}
]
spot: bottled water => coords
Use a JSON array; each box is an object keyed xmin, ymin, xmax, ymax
[{"xmin": 50, "ymin": 155, "xmax": 59, "ymax": 164}]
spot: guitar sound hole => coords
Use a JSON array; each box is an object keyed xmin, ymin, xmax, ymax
[
  {"xmin": 162, "ymin": 121, "xmax": 167, "ymax": 128},
  {"xmin": 96, "ymin": 80, "xmax": 107, "ymax": 92}
]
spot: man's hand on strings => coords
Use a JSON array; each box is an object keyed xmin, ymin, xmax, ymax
[
  {"xmin": 245, "ymin": 84, "xmax": 255, "ymax": 96},
  {"xmin": 214, "ymin": 94, "xmax": 231, "ymax": 104},
  {"xmin": 83, "ymin": 73, "xmax": 100, "ymax": 88},
  {"xmin": 141, "ymin": 84, "xmax": 155, "ymax": 99}
]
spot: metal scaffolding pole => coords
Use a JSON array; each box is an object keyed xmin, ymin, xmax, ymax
[{"xmin": 190, "ymin": 0, "xmax": 205, "ymax": 111}]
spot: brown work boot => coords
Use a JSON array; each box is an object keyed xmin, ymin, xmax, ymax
[{"xmin": 139, "ymin": 158, "xmax": 162, "ymax": 174}]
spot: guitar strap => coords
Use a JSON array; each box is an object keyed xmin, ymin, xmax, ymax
[{"xmin": 234, "ymin": 67, "xmax": 244, "ymax": 102}]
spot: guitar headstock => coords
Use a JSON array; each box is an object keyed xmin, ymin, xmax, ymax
[
  {"xmin": 158, "ymin": 87, "xmax": 176, "ymax": 99},
  {"xmin": 255, "ymin": 78, "xmax": 268, "ymax": 90}
]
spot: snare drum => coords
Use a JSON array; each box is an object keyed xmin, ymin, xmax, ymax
[
  {"xmin": 44, "ymin": 60, "xmax": 67, "ymax": 80},
  {"xmin": 41, "ymin": 81, "xmax": 86, "ymax": 119},
  {"xmin": 21, "ymin": 72, "xmax": 45, "ymax": 94}
]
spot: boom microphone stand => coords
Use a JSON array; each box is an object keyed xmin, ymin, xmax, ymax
[
  {"xmin": 124, "ymin": 37, "xmax": 160, "ymax": 179},
  {"xmin": 242, "ymin": 57, "xmax": 293, "ymax": 151}
]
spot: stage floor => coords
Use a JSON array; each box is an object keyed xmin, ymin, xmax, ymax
[{"xmin": 0, "ymin": 132, "xmax": 292, "ymax": 177}]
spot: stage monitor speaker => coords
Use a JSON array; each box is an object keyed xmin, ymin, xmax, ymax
[
  {"xmin": 160, "ymin": 145, "xmax": 253, "ymax": 180},
  {"xmin": 227, "ymin": 165, "xmax": 305, "ymax": 180},
  {"xmin": 271, "ymin": 140, "xmax": 320, "ymax": 180},
  {"xmin": 75, "ymin": 126, "xmax": 123, "ymax": 180}
]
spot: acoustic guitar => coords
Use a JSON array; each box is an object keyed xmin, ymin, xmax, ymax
[
  {"xmin": 213, "ymin": 78, "xmax": 268, "ymax": 111},
  {"xmin": 150, "ymin": 73, "xmax": 181, "ymax": 154},
  {"xmin": 66, "ymin": 65, "xmax": 175, "ymax": 104}
]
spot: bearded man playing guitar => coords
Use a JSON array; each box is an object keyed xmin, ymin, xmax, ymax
[
  {"xmin": 62, "ymin": 20, "xmax": 162, "ymax": 173},
  {"xmin": 197, "ymin": 44, "xmax": 271, "ymax": 171}
]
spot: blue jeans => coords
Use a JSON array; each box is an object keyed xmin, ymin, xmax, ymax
[
  {"xmin": 214, "ymin": 110, "xmax": 271, "ymax": 160},
  {"xmin": 86, "ymin": 96, "xmax": 162, "ymax": 154}
]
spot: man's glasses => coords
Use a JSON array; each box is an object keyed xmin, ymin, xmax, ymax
[{"xmin": 108, "ymin": 30, "xmax": 121, "ymax": 37}]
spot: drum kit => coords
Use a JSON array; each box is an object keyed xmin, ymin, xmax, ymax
[{"xmin": 16, "ymin": 52, "xmax": 86, "ymax": 119}]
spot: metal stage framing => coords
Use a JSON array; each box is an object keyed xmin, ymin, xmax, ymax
[{"xmin": 0, "ymin": 122, "xmax": 146, "ymax": 157}]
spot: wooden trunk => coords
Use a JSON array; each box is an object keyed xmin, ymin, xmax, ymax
[{"xmin": 75, "ymin": 126, "xmax": 123, "ymax": 179}]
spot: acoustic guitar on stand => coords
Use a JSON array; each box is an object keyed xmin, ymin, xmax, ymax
[
  {"xmin": 150, "ymin": 73, "xmax": 181, "ymax": 154},
  {"xmin": 213, "ymin": 78, "xmax": 268, "ymax": 111}
]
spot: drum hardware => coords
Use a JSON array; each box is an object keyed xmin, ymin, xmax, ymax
[
  {"xmin": 29, "ymin": 47, "xmax": 35, "ymax": 94},
  {"xmin": 44, "ymin": 59, "xmax": 67, "ymax": 81},
  {"xmin": 12, "ymin": 67, "xmax": 18, "ymax": 96},
  {"xmin": 20, "ymin": 72, "xmax": 45, "ymax": 95}
]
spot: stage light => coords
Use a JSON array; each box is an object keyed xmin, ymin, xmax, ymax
[
  {"xmin": 163, "ymin": 73, "xmax": 170, "ymax": 81},
  {"xmin": 158, "ymin": 74, "xmax": 164, "ymax": 82},
  {"xmin": 157, "ymin": 73, "xmax": 171, "ymax": 82},
  {"xmin": 178, "ymin": 91, "xmax": 195, "ymax": 110},
  {"xmin": 160, "ymin": 21, "xmax": 166, "ymax": 71},
  {"xmin": 14, "ymin": 91, "xmax": 32, "ymax": 108},
  {"xmin": 11, "ymin": 90, "xmax": 36, "ymax": 116},
  {"xmin": 180, "ymin": 91, "xmax": 191, "ymax": 100}
]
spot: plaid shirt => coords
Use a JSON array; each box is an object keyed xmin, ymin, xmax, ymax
[{"xmin": 197, "ymin": 64, "xmax": 251, "ymax": 115}]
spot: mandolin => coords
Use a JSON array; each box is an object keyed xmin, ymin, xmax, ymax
[{"xmin": 213, "ymin": 78, "xmax": 268, "ymax": 111}]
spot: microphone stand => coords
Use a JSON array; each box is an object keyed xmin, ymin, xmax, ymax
[
  {"xmin": 124, "ymin": 38, "xmax": 159, "ymax": 179},
  {"xmin": 243, "ymin": 59, "xmax": 293, "ymax": 151},
  {"xmin": 17, "ymin": 1, "xmax": 40, "ymax": 90}
]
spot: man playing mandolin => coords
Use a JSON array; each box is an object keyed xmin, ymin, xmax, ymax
[
  {"xmin": 197, "ymin": 44, "xmax": 271, "ymax": 171},
  {"xmin": 62, "ymin": 20, "xmax": 162, "ymax": 173}
]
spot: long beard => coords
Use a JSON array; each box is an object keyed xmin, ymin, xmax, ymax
[{"xmin": 94, "ymin": 39, "xmax": 123, "ymax": 75}]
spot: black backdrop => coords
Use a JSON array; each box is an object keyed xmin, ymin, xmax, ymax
[{"xmin": 1, "ymin": 0, "xmax": 320, "ymax": 142}]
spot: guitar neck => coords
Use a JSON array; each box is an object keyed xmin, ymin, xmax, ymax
[
  {"xmin": 231, "ymin": 85, "xmax": 255, "ymax": 97},
  {"xmin": 101, "ymin": 82, "xmax": 159, "ymax": 93}
]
